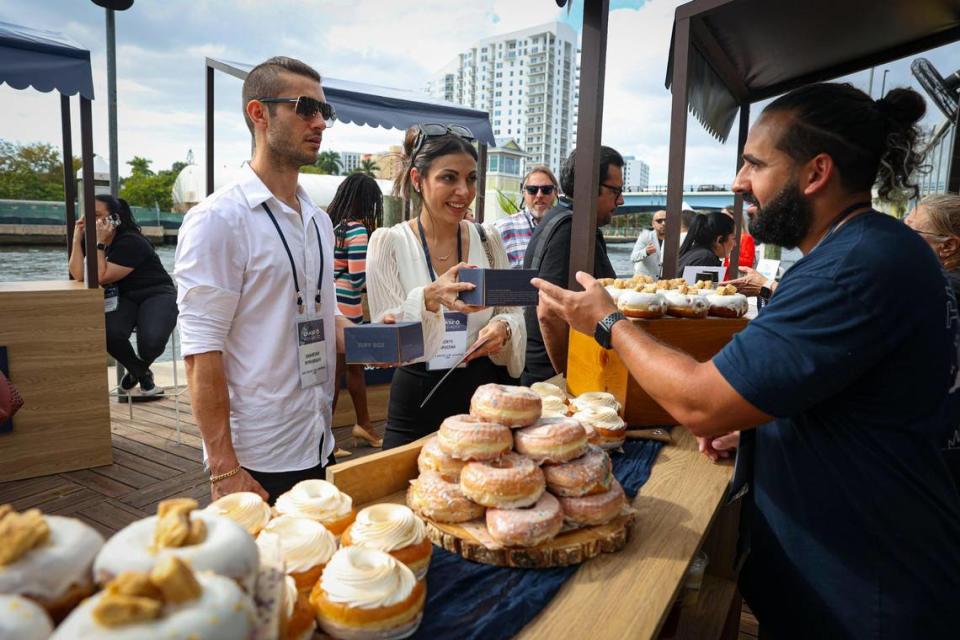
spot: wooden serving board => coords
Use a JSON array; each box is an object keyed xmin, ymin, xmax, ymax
[{"xmin": 423, "ymin": 510, "xmax": 636, "ymax": 568}]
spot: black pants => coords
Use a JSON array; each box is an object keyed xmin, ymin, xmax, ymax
[
  {"xmin": 105, "ymin": 286, "xmax": 178, "ymax": 381},
  {"xmin": 245, "ymin": 447, "xmax": 337, "ymax": 503},
  {"xmin": 383, "ymin": 358, "xmax": 516, "ymax": 450}
]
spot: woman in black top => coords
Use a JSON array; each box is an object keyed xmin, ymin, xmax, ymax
[
  {"xmin": 677, "ymin": 210, "xmax": 736, "ymax": 273},
  {"xmin": 68, "ymin": 195, "xmax": 178, "ymax": 395}
]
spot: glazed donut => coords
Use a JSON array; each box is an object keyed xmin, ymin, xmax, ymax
[
  {"xmin": 417, "ymin": 437, "xmax": 467, "ymax": 481},
  {"xmin": 406, "ymin": 471, "xmax": 485, "ymax": 524},
  {"xmin": 542, "ymin": 445, "xmax": 614, "ymax": 497},
  {"xmin": 485, "ymin": 492, "xmax": 564, "ymax": 547},
  {"xmin": 470, "ymin": 384, "xmax": 541, "ymax": 427},
  {"xmin": 572, "ymin": 406, "xmax": 626, "ymax": 450},
  {"xmin": 707, "ymin": 285, "xmax": 748, "ymax": 318},
  {"xmin": 94, "ymin": 511, "xmax": 260, "ymax": 593},
  {"xmin": 557, "ymin": 480, "xmax": 626, "ymax": 527},
  {"xmin": 570, "ymin": 391, "xmax": 621, "ymax": 414},
  {"xmin": 436, "ymin": 414, "xmax": 513, "ymax": 461},
  {"xmin": 618, "ymin": 287, "xmax": 666, "ymax": 319},
  {"xmin": 663, "ymin": 287, "xmax": 709, "ymax": 319},
  {"xmin": 459, "ymin": 452, "xmax": 545, "ymax": 509},
  {"xmin": 513, "ymin": 417, "xmax": 588, "ymax": 464}
]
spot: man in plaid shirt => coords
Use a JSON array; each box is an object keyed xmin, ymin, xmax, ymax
[{"xmin": 494, "ymin": 165, "xmax": 560, "ymax": 268}]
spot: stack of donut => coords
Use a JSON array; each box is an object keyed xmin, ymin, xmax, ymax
[
  {"xmin": 603, "ymin": 277, "xmax": 748, "ymax": 320},
  {"xmin": 408, "ymin": 383, "xmax": 627, "ymax": 549}
]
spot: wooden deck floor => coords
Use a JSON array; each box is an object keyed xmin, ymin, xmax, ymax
[{"xmin": 0, "ymin": 381, "xmax": 760, "ymax": 638}]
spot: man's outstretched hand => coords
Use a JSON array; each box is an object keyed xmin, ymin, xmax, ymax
[{"xmin": 531, "ymin": 271, "xmax": 618, "ymax": 336}]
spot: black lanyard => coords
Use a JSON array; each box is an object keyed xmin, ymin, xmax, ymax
[
  {"xmin": 417, "ymin": 217, "xmax": 462, "ymax": 282},
  {"xmin": 262, "ymin": 203, "xmax": 323, "ymax": 313}
]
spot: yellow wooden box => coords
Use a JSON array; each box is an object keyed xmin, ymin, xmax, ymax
[{"xmin": 566, "ymin": 317, "xmax": 748, "ymax": 427}]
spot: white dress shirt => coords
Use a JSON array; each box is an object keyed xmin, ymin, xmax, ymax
[
  {"xmin": 630, "ymin": 227, "xmax": 663, "ymax": 278},
  {"xmin": 366, "ymin": 222, "xmax": 526, "ymax": 378},
  {"xmin": 174, "ymin": 164, "xmax": 337, "ymax": 473}
]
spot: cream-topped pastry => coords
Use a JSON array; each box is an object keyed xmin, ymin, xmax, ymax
[
  {"xmin": 94, "ymin": 503, "xmax": 260, "ymax": 593},
  {"xmin": 570, "ymin": 391, "xmax": 621, "ymax": 414},
  {"xmin": 572, "ymin": 405, "xmax": 627, "ymax": 450},
  {"xmin": 0, "ymin": 595, "xmax": 53, "ymax": 640},
  {"xmin": 530, "ymin": 381, "xmax": 567, "ymax": 402},
  {"xmin": 706, "ymin": 284, "xmax": 748, "ymax": 318},
  {"xmin": 663, "ymin": 286, "xmax": 709, "ymax": 319},
  {"xmin": 274, "ymin": 480, "xmax": 355, "ymax": 535},
  {"xmin": 205, "ymin": 492, "xmax": 272, "ymax": 536},
  {"xmin": 605, "ymin": 285, "xmax": 625, "ymax": 303},
  {"xmin": 341, "ymin": 504, "xmax": 432, "ymax": 580},
  {"xmin": 283, "ymin": 576, "xmax": 316, "ymax": 640},
  {"xmin": 310, "ymin": 547, "xmax": 425, "ymax": 640},
  {"xmin": 258, "ymin": 516, "xmax": 337, "ymax": 592},
  {"xmin": 618, "ymin": 287, "xmax": 666, "ymax": 319},
  {"xmin": 539, "ymin": 394, "xmax": 569, "ymax": 418},
  {"xmin": 0, "ymin": 508, "xmax": 104, "ymax": 622}
]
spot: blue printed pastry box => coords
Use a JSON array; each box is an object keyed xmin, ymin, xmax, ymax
[
  {"xmin": 345, "ymin": 322, "xmax": 424, "ymax": 364},
  {"xmin": 458, "ymin": 268, "xmax": 539, "ymax": 306}
]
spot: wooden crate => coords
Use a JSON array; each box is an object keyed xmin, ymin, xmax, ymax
[{"xmin": 567, "ymin": 318, "xmax": 748, "ymax": 427}]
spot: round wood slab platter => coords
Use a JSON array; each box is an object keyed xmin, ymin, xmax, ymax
[{"xmin": 423, "ymin": 511, "xmax": 636, "ymax": 568}]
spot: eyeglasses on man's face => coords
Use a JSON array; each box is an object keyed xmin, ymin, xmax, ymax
[
  {"xmin": 601, "ymin": 183, "xmax": 624, "ymax": 198},
  {"xmin": 258, "ymin": 96, "xmax": 336, "ymax": 126},
  {"xmin": 524, "ymin": 185, "xmax": 556, "ymax": 196}
]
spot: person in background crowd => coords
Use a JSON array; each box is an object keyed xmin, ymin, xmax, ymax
[
  {"xmin": 906, "ymin": 193, "xmax": 960, "ymax": 298},
  {"xmin": 630, "ymin": 209, "xmax": 665, "ymax": 278},
  {"xmin": 521, "ymin": 146, "xmax": 623, "ymax": 385},
  {"xmin": 69, "ymin": 195, "xmax": 178, "ymax": 397},
  {"xmin": 366, "ymin": 124, "xmax": 526, "ymax": 449},
  {"xmin": 176, "ymin": 56, "xmax": 349, "ymax": 501},
  {"xmin": 533, "ymin": 82, "xmax": 960, "ymax": 639},
  {"xmin": 494, "ymin": 165, "xmax": 560, "ymax": 268},
  {"xmin": 328, "ymin": 173, "xmax": 383, "ymax": 450},
  {"xmin": 679, "ymin": 208, "xmax": 698, "ymax": 245},
  {"xmin": 721, "ymin": 205, "xmax": 756, "ymax": 279},
  {"xmin": 676, "ymin": 210, "xmax": 735, "ymax": 273}
]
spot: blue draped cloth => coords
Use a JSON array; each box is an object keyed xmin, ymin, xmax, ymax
[{"xmin": 414, "ymin": 439, "xmax": 664, "ymax": 640}]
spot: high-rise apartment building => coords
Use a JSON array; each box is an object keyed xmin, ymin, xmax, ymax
[
  {"xmin": 622, "ymin": 155, "xmax": 650, "ymax": 192},
  {"xmin": 425, "ymin": 22, "xmax": 579, "ymax": 174},
  {"xmin": 338, "ymin": 151, "xmax": 361, "ymax": 175}
]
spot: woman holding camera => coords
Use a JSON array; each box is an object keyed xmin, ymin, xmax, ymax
[
  {"xmin": 69, "ymin": 195, "xmax": 178, "ymax": 395},
  {"xmin": 366, "ymin": 124, "xmax": 526, "ymax": 449}
]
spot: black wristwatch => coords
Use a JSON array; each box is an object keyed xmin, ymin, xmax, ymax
[
  {"xmin": 96, "ymin": 242, "xmax": 108, "ymax": 251},
  {"xmin": 594, "ymin": 311, "xmax": 626, "ymax": 349},
  {"xmin": 759, "ymin": 284, "xmax": 773, "ymax": 300}
]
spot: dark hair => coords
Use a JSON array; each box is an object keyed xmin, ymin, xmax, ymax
[
  {"xmin": 393, "ymin": 125, "xmax": 478, "ymax": 214},
  {"xmin": 763, "ymin": 82, "xmax": 927, "ymax": 201},
  {"xmin": 328, "ymin": 173, "xmax": 383, "ymax": 250},
  {"xmin": 679, "ymin": 210, "xmax": 734, "ymax": 255},
  {"xmin": 680, "ymin": 209, "xmax": 698, "ymax": 230},
  {"xmin": 521, "ymin": 164, "xmax": 559, "ymax": 189},
  {"xmin": 95, "ymin": 195, "xmax": 141, "ymax": 236},
  {"xmin": 242, "ymin": 56, "xmax": 322, "ymax": 134},
  {"xmin": 559, "ymin": 146, "xmax": 624, "ymax": 196}
]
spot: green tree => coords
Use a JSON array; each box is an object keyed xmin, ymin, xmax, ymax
[
  {"xmin": 0, "ymin": 140, "xmax": 75, "ymax": 201},
  {"xmin": 312, "ymin": 151, "xmax": 342, "ymax": 175},
  {"xmin": 353, "ymin": 158, "xmax": 380, "ymax": 177},
  {"xmin": 127, "ymin": 156, "xmax": 154, "ymax": 176},
  {"xmin": 495, "ymin": 189, "xmax": 522, "ymax": 214},
  {"xmin": 119, "ymin": 159, "xmax": 183, "ymax": 211}
]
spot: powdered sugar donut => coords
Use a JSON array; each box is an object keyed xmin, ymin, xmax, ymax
[
  {"xmin": 513, "ymin": 417, "xmax": 588, "ymax": 464},
  {"xmin": 407, "ymin": 472, "xmax": 484, "ymax": 524},
  {"xmin": 486, "ymin": 492, "xmax": 564, "ymax": 547},
  {"xmin": 437, "ymin": 414, "xmax": 513, "ymax": 461},
  {"xmin": 542, "ymin": 445, "xmax": 614, "ymax": 497},
  {"xmin": 460, "ymin": 452, "xmax": 545, "ymax": 509},
  {"xmin": 417, "ymin": 437, "xmax": 467, "ymax": 481},
  {"xmin": 470, "ymin": 384, "xmax": 541, "ymax": 427},
  {"xmin": 557, "ymin": 480, "xmax": 626, "ymax": 527}
]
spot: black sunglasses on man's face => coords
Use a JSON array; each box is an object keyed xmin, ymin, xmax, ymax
[
  {"xmin": 257, "ymin": 96, "xmax": 337, "ymax": 126},
  {"xmin": 524, "ymin": 185, "xmax": 556, "ymax": 196}
]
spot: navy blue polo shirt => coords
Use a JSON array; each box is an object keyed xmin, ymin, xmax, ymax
[{"xmin": 714, "ymin": 211, "xmax": 960, "ymax": 638}]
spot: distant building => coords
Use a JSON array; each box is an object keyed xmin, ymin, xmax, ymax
[
  {"xmin": 487, "ymin": 138, "xmax": 527, "ymax": 194},
  {"xmin": 371, "ymin": 145, "xmax": 404, "ymax": 182},
  {"xmin": 622, "ymin": 155, "xmax": 650, "ymax": 192},
  {"xmin": 425, "ymin": 22, "xmax": 579, "ymax": 175},
  {"xmin": 338, "ymin": 151, "xmax": 361, "ymax": 175}
]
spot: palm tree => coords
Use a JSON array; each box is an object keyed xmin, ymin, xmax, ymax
[
  {"xmin": 352, "ymin": 158, "xmax": 379, "ymax": 178},
  {"xmin": 313, "ymin": 151, "xmax": 342, "ymax": 175}
]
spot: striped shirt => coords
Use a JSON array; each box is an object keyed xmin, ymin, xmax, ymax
[
  {"xmin": 333, "ymin": 221, "xmax": 369, "ymax": 323},
  {"xmin": 493, "ymin": 209, "xmax": 537, "ymax": 268}
]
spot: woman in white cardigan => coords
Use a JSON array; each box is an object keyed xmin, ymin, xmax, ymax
[{"xmin": 367, "ymin": 125, "xmax": 526, "ymax": 448}]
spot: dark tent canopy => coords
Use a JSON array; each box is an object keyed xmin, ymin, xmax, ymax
[{"xmin": 0, "ymin": 20, "xmax": 94, "ymax": 100}]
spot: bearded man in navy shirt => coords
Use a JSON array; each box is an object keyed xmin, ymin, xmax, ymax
[{"xmin": 534, "ymin": 82, "xmax": 960, "ymax": 639}]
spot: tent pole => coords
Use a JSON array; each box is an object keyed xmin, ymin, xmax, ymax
[
  {"xmin": 477, "ymin": 142, "xmax": 488, "ymax": 223},
  {"xmin": 80, "ymin": 96, "xmax": 99, "ymax": 289},
  {"xmin": 662, "ymin": 17, "xmax": 691, "ymax": 280},
  {"xmin": 206, "ymin": 62, "xmax": 215, "ymax": 196},
  {"xmin": 61, "ymin": 94, "xmax": 77, "ymax": 267},
  {"xmin": 105, "ymin": 7, "xmax": 119, "ymax": 197},
  {"xmin": 568, "ymin": 0, "xmax": 610, "ymax": 289},
  {"xmin": 727, "ymin": 102, "xmax": 750, "ymax": 278}
]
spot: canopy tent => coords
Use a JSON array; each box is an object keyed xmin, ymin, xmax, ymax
[
  {"xmin": 204, "ymin": 57, "xmax": 496, "ymax": 219},
  {"xmin": 658, "ymin": 0, "xmax": 960, "ymax": 278},
  {"xmin": 0, "ymin": 20, "xmax": 98, "ymax": 286}
]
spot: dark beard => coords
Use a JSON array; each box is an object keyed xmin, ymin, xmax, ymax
[{"xmin": 748, "ymin": 180, "xmax": 813, "ymax": 249}]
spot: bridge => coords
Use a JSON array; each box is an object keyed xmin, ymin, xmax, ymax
[{"xmin": 615, "ymin": 190, "xmax": 736, "ymax": 215}]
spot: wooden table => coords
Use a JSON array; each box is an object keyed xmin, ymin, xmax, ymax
[{"xmin": 327, "ymin": 427, "xmax": 737, "ymax": 640}]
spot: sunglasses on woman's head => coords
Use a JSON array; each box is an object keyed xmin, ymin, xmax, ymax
[
  {"xmin": 524, "ymin": 185, "xmax": 555, "ymax": 195},
  {"xmin": 257, "ymin": 96, "xmax": 337, "ymax": 126},
  {"xmin": 411, "ymin": 123, "xmax": 475, "ymax": 160}
]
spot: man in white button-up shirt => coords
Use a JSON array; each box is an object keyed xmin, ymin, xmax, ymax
[{"xmin": 175, "ymin": 57, "xmax": 350, "ymax": 500}]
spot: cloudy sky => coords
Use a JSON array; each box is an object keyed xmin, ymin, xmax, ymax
[{"xmin": 2, "ymin": 0, "xmax": 958, "ymax": 187}]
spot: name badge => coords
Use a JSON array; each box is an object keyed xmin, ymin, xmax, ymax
[
  {"xmin": 427, "ymin": 312, "xmax": 469, "ymax": 371},
  {"xmin": 296, "ymin": 315, "xmax": 328, "ymax": 388},
  {"xmin": 104, "ymin": 285, "xmax": 119, "ymax": 313}
]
